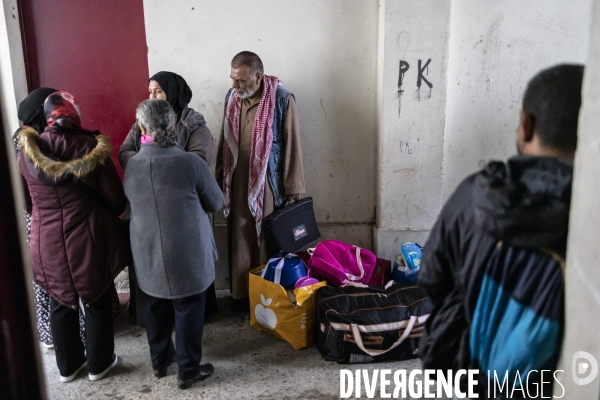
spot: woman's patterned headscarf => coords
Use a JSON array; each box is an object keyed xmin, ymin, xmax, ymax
[{"xmin": 44, "ymin": 91, "xmax": 81, "ymax": 128}]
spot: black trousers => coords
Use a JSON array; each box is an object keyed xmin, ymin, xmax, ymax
[
  {"xmin": 129, "ymin": 266, "xmax": 217, "ymax": 326},
  {"xmin": 128, "ymin": 265, "xmax": 146, "ymax": 328},
  {"xmin": 50, "ymin": 288, "xmax": 114, "ymax": 376},
  {"xmin": 140, "ymin": 289, "xmax": 207, "ymax": 380}
]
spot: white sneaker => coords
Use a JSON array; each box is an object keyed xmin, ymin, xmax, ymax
[
  {"xmin": 60, "ymin": 361, "xmax": 87, "ymax": 383},
  {"xmin": 88, "ymin": 354, "xmax": 118, "ymax": 381}
]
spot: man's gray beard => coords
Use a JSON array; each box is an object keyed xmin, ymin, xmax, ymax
[{"xmin": 238, "ymin": 87, "xmax": 258, "ymax": 99}]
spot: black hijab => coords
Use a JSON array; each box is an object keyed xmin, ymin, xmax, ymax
[
  {"xmin": 18, "ymin": 87, "xmax": 58, "ymax": 133},
  {"xmin": 149, "ymin": 71, "xmax": 192, "ymax": 119}
]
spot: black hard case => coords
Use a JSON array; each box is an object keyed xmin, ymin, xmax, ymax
[{"xmin": 263, "ymin": 197, "xmax": 320, "ymax": 254}]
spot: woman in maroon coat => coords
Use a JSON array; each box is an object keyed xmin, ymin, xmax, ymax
[{"xmin": 18, "ymin": 91, "xmax": 130, "ymax": 383}]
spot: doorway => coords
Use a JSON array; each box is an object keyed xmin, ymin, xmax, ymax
[{"xmin": 18, "ymin": 0, "xmax": 150, "ymax": 175}]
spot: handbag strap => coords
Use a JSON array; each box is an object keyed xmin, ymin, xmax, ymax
[
  {"xmin": 344, "ymin": 247, "xmax": 365, "ymax": 282},
  {"xmin": 350, "ymin": 315, "xmax": 417, "ymax": 357},
  {"xmin": 310, "ymin": 244, "xmax": 366, "ymax": 283}
]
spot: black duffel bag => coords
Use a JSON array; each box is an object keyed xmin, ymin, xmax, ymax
[
  {"xmin": 263, "ymin": 197, "xmax": 320, "ymax": 254},
  {"xmin": 315, "ymin": 282, "xmax": 433, "ymax": 363}
]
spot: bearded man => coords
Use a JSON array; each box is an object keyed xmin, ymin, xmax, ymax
[{"xmin": 216, "ymin": 51, "xmax": 305, "ymax": 311}]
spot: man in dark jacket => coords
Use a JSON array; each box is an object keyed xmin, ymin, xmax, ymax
[{"xmin": 418, "ymin": 64, "xmax": 584, "ymax": 379}]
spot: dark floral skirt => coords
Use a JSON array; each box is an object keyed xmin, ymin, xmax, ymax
[{"xmin": 32, "ymin": 281, "xmax": 121, "ymax": 345}]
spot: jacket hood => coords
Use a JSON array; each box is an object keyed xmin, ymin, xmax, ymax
[
  {"xmin": 180, "ymin": 106, "xmax": 206, "ymax": 129},
  {"xmin": 176, "ymin": 107, "xmax": 206, "ymax": 148},
  {"xmin": 18, "ymin": 126, "xmax": 112, "ymax": 180},
  {"xmin": 473, "ymin": 155, "xmax": 573, "ymax": 251}
]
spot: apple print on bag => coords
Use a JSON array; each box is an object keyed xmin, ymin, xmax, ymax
[
  {"xmin": 255, "ymin": 294, "xmax": 278, "ymax": 330},
  {"xmin": 249, "ymin": 265, "xmax": 327, "ymax": 349}
]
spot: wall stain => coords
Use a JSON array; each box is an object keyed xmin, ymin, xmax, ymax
[
  {"xmin": 319, "ymin": 97, "xmax": 329, "ymax": 123},
  {"xmin": 393, "ymin": 167, "xmax": 418, "ymax": 175}
]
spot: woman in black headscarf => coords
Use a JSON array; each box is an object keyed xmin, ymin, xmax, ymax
[
  {"xmin": 119, "ymin": 72, "xmax": 217, "ymax": 324},
  {"xmin": 17, "ymin": 87, "xmax": 58, "ymax": 133},
  {"xmin": 13, "ymin": 88, "xmax": 121, "ymax": 350},
  {"xmin": 119, "ymin": 72, "xmax": 213, "ymax": 166},
  {"xmin": 147, "ymin": 71, "xmax": 192, "ymax": 119}
]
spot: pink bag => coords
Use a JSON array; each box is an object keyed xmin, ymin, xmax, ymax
[{"xmin": 307, "ymin": 240, "xmax": 377, "ymax": 287}]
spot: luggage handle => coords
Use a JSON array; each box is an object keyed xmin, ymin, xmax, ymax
[
  {"xmin": 341, "ymin": 280, "xmax": 395, "ymax": 293},
  {"xmin": 350, "ymin": 316, "xmax": 417, "ymax": 357}
]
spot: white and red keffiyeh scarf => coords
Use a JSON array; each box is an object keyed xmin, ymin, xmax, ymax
[{"xmin": 222, "ymin": 75, "xmax": 281, "ymax": 244}]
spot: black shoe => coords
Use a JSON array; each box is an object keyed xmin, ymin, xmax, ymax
[
  {"xmin": 231, "ymin": 298, "xmax": 250, "ymax": 313},
  {"xmin": 177, "ymin": 363, "xmax": 214, "ymax": 389},
  {"xmin": 88, "ymin": 354, "xmax": 118, "ymax": 381},
  {"xmin": 204, "ymin": 308, "xmax": 218, "ymax": 322},
  {"xmin": 128, "ymin": 315, "xmax": 137, "ymax": 325},
  {"xmin": 153, "ymin": 356, "xmax": 176, "ymax": 378}
]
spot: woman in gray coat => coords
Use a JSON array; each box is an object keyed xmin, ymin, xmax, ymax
[
  {"xmin": 119, "ymin": 71, "xmax": 217, "ymax": 325},
  {"xmin": 123, "ymin": 99, "xmax": 223, "ymax": 390}
]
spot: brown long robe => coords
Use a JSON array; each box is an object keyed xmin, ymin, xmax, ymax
[{"xmin": 216, "ymin": 94, "xmax": 305, "ymax": 299}]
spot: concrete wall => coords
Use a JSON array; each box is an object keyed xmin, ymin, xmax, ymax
[
  {"xmin": 142, "ymin": 0, "xmax": 379, "ymax": 288},
  {"xmin": 375, "ymin": 0, "xmax": 451, "ymax": 260},
  {"xmin": 0, "ymin": 0, "xmax": 27, "ymax": 135},
  {"xmin": 556, "ymin": 0, "xmax": 600, "ymax": 396},
  {"xmin": 442, "ymin": 0, "xmax": 592, "ymax": 201},
  {"xmin": 375, "ymin": 0, "xmax": 591, "ymax": 259},
  {"xmin": 141, "ymin": 0, "xmax": 593, "ymax": 270},
  {"xmin": 143, "ymin": 0, "xmax": 378, "ymax": 228},
  {"xmin": 1, "ymin": 1, "xmax": 593, "ymax": 288}
]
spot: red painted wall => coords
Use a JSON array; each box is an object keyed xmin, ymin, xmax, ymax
[{"xmin": 19, "ymin": 0, "xmax": 149, "ymax": 176}]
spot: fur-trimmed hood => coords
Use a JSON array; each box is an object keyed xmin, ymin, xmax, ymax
[{"xmin": 18, "ymin": 126, "xmax": 112, "ymax": 180}]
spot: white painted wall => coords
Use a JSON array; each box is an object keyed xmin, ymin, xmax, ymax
[
  {"xmin": 442, "ymin": 0, "xmax": 592, "ymax": 201},
  {"xmin": 143, "ymin": 0, "xmax": 379, "ymax": 227},
  {"xmin": 556, "ymin": 0, "xmax": 600, "ymax": 395},
  {"xmin": 375, "ymin": 0, "xmax": 451, "ymax": 259},
  {"xmin": 2, "ymin": 0, "xmax": 27, "ymax": 107},
  {"xmin": 0, "ymin": 0, "xmax": 25, "ymax": 134},
  {"xmin": 143, "ymin": 0, "xmax": 379, "ymax": 287},
  {"xmin": 141, "ymin": 0, "xmax": 593, "ymax": 269}
]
